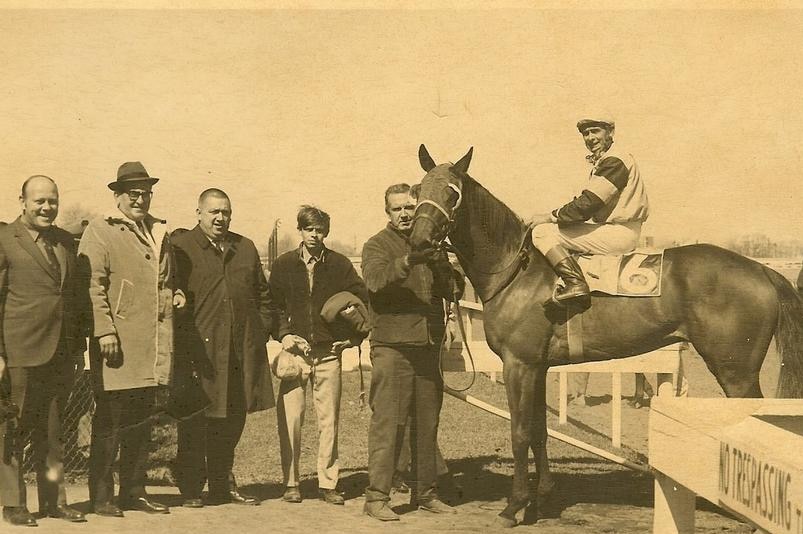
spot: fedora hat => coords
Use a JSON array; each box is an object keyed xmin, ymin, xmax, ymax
[{"xmin": 108, "ymin": 161, "xmax": 159, "ymax": 191}]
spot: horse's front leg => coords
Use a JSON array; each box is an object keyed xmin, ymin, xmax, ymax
[
  {"xmin": 498, "ymin": 358, "xmax": 538, "ymax": 528},
  {"xmin": 526, "ymin": 366, "xmax": 555, "ymax": 522}
]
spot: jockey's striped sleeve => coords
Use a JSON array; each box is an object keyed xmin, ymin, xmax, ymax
[
  {"xmin": 552, "ymin": 190, "xmax": 605, "ymax": 223},
  {"xmin": 551, "ymin": 155, "xmax": 630, "ymax": 223}
]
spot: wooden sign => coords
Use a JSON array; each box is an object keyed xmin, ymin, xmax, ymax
[{"xmin": 719, "ymin": 415, "xmax": 803, "ymax": 534}]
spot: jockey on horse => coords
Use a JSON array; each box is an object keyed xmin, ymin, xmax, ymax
[{"xmin": 528, "ymin": 117, "xmax": 650, "ymax": 303}]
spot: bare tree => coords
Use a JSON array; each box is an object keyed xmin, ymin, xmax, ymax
[{"xmin": 58, "ymin": 204, "xmax": 98, "ymax": 235}]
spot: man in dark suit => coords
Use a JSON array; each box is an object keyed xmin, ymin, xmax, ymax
[
  {"xmin": 172, "ymin": 188, "xmax": 274, "ymax": 508},
  {"xmin": 0, "ymin": 175, "xmax": 87, "ymax": 526}
]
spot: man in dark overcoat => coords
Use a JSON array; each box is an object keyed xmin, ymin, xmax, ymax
[
  {"xmin": 172, "ymin": 188, "xmax": 274, "ymax": 507},
  {"xmin": 0, "ymin": 176, "xmax": 86, "ymax": 526}
]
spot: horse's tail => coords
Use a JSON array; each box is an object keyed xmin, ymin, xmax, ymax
[{"xmin": 765, "ymin": 266, "xmax": 803, "ymax": 398}]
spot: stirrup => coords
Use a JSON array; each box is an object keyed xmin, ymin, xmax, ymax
[{"xmin": 544, "ymin": 284, "xmax": 590, "ymax": 308}]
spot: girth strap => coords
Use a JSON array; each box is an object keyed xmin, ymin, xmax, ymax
[{"xmin": 566, "ymin": 304, "xmax": 585, "ymax": 363}]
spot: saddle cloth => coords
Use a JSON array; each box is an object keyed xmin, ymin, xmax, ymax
[{"xmin": 575, "ymin": 249, "xmax": 664, "ymax": 297}]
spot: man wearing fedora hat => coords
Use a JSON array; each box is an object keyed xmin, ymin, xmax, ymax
[
  {"xmin": 78, "ymin": 161, "xmax": 184, "ymax": 517},
  {"xmin": 528, "ymin": 117, "xmax": 650, "ymax": 305}
]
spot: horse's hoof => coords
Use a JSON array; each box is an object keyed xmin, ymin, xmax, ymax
[
  {"xmin": 537, "ymin": 480, "xmax": 556, "ymax": 498},
  {"xmin": 496, "ymin": 514, "xmax": 518, "ymax": 528}
]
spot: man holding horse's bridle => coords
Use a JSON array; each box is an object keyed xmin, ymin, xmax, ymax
[
  {"xmin": 529, "ymin": 117, "xmax": 650, "ymax": 303},
  {"xmin": 360, "ymin": 183, "xmax": 458, "ymax": 522}
]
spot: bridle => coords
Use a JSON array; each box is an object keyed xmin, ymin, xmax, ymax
[
  {"xmin": 414, "ymin": 182, "xmax": 529, "ymax": 392},
  {"xmin": 413, "ymin": 179, "xmax": 530, "ymax": 296},
  {"xmin": 413, "ymin": 182, "xmax": 462, "ymax": 246}
]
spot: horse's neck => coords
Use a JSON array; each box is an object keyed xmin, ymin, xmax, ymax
[{"xmin": 451, "ymin": 176, "xmax": 551, "ymax": 302}]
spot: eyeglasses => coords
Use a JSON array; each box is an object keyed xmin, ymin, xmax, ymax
[{"xmin": 124, "ymin": 190, "xmax": 153, "ymax": 201}]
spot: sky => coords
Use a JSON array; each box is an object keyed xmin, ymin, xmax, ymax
[{"xmin": 0, "ymin": 7, "xmax": 801, "ymax": 251}]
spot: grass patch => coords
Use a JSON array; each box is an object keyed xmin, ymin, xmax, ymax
[{"xmin": 143, "ymin": 370, "xmax": 645, "ymax": 493}]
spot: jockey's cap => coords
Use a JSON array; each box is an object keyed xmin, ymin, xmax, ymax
[{"xmin": 576, "ymin": 117, "xmax": 615, "ymax": 132}]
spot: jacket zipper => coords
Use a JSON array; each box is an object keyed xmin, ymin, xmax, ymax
[{"xmin": 307, "ymin": 261, "xmax": 315, "ymax": 345}]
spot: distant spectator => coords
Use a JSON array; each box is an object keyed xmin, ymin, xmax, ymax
[{"xmin": 567, "ymin": 373, "xmax": 589, "ymax": 406}]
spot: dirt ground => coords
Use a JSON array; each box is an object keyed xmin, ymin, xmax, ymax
[{"xmin": 19, "ymin": 478, "xmax": 753, "ymax": 534}]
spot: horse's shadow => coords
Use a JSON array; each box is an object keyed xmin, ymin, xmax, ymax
[{"xmin": 429, "ymin": 455, "xmax": 656, "ymax": 524}]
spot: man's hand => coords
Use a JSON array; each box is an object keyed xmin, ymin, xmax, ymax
[
  {"xmin": 528, "ymin": 212, "xmax": 554, "ymax": 227},
  {"xmin": 98, "ymin": 334, "xmax": 122, "ymax": 368},
  {"xmin": 0, "ymin": 357, "xmax": 6, "ymax": 381},
  {"xmin": 406, "ymin": 247, "xmax": 438, "ymax": 266},
  {"xmin": 173, "ymin": 290, "xmax": 186, "ymax": 309},
  {"xmin": 73, "ymin": 351, "xmax": 86, "ymax": 373},
  {"xmin": 331, "ymin": 338, "xmax": 357, "ymax": 355},
  {"xmin": 282, "ymin": 334, "xmax": 310, "ymax": 356}
]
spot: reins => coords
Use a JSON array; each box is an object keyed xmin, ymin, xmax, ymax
[
  {"xmin": 442, "ymin": 224, "xmax": 532, "ymax": 303},
  {"xmin": 437, "ymin": 275, "xmax": 477, "ymax": 393},
  {"xmin": 416, "ymin": 182, "xmax": 531, "ymax": 389}
]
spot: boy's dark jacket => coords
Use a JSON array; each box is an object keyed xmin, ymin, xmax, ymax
[{"xmin": 269, "ymin": 246, "xmax": 368, "ymax": 346}]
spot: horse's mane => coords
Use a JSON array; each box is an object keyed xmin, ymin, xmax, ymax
[{"xmin": 459, "ymin": 172, "xmax": 526, "ymax": 256}]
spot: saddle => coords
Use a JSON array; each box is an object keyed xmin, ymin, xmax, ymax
[
  {"xmin": 548, "ymin": 249, "xmax": 664, "ymax": 363},
  {"xmin": 571, "ymin": 249, "xmax": 663, "ymax": 297}
]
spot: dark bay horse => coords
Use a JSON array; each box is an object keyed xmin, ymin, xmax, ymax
[{"xmin": 409, "ymin": 145, "xmax": 803, "ymax": 527}]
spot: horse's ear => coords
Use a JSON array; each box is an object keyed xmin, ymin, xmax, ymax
[
  {"xmin": 419, "ymin": 144, "xmax": 436, "ymax": 172},
  {"xmin": 452, "ymin": 147, "xmax": 473, "ymax": 175}
]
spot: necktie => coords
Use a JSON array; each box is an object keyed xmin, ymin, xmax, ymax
[
  {"xmin": 139, "ymin": 222, "xmax": 153, "ymax": 244},
  {"xmin": 42, "ymin": 234, "xmax": 61, "ymax": 282}
]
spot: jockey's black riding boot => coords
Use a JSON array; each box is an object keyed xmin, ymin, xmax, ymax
[{"xmin": 545, "ymin": 246, "xmax": 590, "ymax": 302}]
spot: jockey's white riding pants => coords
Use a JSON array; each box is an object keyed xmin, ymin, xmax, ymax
[{"xmin": 531, "ymin": 221, "xmax": 642, "ymax": 256}]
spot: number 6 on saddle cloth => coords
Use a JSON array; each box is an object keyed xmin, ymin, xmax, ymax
[{"xmin": 566, "ymin": 251, "xmax": 663, "ymax": 297}]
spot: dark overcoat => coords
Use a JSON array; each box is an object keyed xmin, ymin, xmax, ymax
[{"xmin": 172, "ymin": 226, "xmax": 274, "ymax": 418}]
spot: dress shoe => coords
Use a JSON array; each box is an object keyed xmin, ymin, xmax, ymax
[
  {"xmin": 281, "ymin": 486, "xmax": 302, "ymax": 503},
  {"xmin": 182, "ymin": 498, "xmax": 204, "ymax": 508},
  {"xmin": 391, "ymin": 472, "xmax": 410, "ymax": 494},
  {"xmin": 207, "ymin": 489, "xmax": 260, "ymax": 506},
  {"xmin": 363, "ymin": 500, "xmax": 399, "ymax": 521},
  {"xmin": 319, "ymin": 489, "xmax": 344, "ymax": 505},
  {"xmin": 229, "ymin": 489, "xmax": 260, "ymax": 505},
  {"xmin": 93, "ymin": 502, "xmax": 124, "ymax": 517},
  {"xmin": 417, "ymin": 497, "xmax": 457, "ymax": 514},
  {"xmin": 47, "ymin": 504, "xmax": 87, "ymax": 522},
  {"xmin": 2, "ymin": 506, "xmax": 38, "ymax": 527},
  {"xmin": 120, "ymin": 496, "xmax": 170, "ymax": 514}
]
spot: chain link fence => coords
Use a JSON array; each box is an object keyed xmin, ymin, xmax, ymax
[
  {"xmin": 20, "ymin": 371, "xmax": 94, "ymax": 480},
  {"xmin": 19, "ymin": 370, "xmax": 178, "ymax": 484}
]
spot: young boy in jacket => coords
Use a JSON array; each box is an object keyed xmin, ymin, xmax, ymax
[{"xmin": 269, "ymin": 206, "xmax": 368, "ymax": 505}]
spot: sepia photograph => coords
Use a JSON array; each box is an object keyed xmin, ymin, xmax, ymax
[{"xmin": 0, "ymin": 2, "xmax": 801, "ymax": 533}]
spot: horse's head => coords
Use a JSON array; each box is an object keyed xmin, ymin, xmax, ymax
[{"xmin": 409, "ymin": 144, "xmax": 473, "ymax": 251}]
